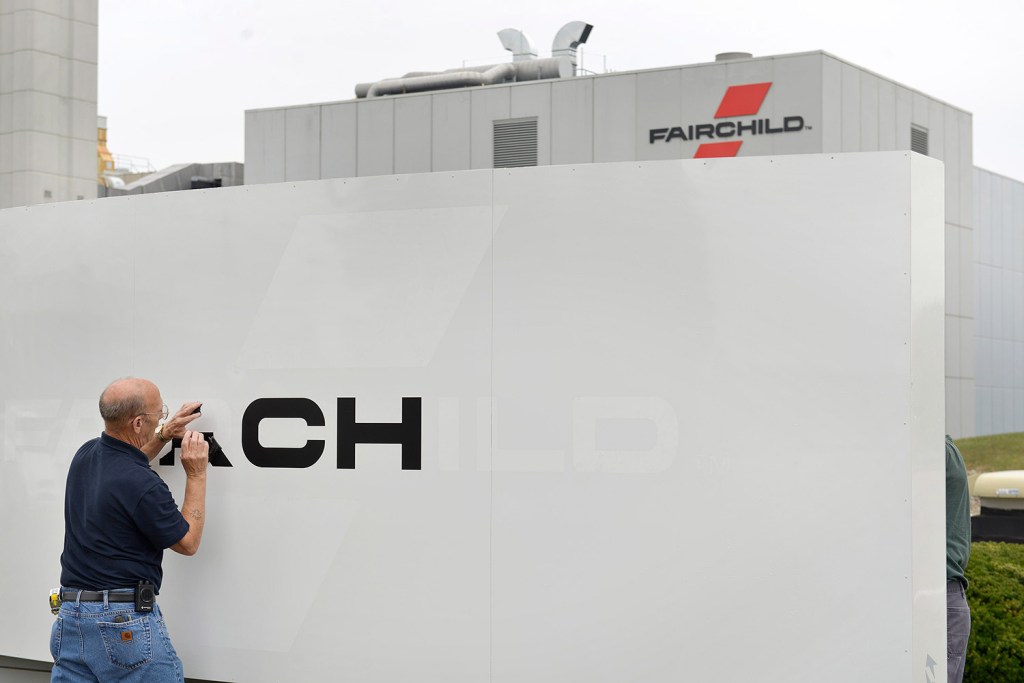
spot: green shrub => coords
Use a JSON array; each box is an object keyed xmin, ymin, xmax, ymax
[{"xmin": 965, "ymin": 541, "xmax": 1024, "ymax": 682}]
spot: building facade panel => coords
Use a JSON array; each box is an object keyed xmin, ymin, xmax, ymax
[
  {"xmin": 946, "ymin": 316, "xmax": 961, "ymax": 378},
  {"xmin": 959, "ymin": 113, "xmax": 973, "ymax": 228},
  {"xmin": 0, "ymin": 133, "xmax": 9, "ymax": 175},
  {"xmin": 946, "ymin": 224, "xmax": 961, "ymax": 319},
  {"xmin": 71, "ymin": 15, "xmax": 97, "ymax": 64},
  {"xmin": 820, "ymin": 56, "xmax": 841, "ymax": 153},
  {"xmin": 859, "ymin": 72, "xmax": 880, "ymax": 152},
  {"xmin": 551, "ymin": 78, "xmax": 593, "ymax": 165},
  {"xmin": 635, "ymin": 68, "xmax": 682, "ymax": 162},
  {"xmin": 509, "ymin": 82, "xmax": 552, "ymax": 167},
  {"xmin": 976, "ymin": 170, "xmax": 991, "ymax": 265},
  {"xmin": 592, "ymin": 73, "xmax": 635, "ymax": 163},
  {"xmin": 14, "ymin": 7, "xmax": 68, "ymax": 54},
  {"xmin": 67, "ymin": 137, "xmax": 95, "ymax": 183},
  {"xmin": 877, "ymin": 79, "xmax": 897, "ymax": 150},
  {"xmin": 961, "ymin": 316, "xmax": 976, "ymax": 384},
  {"xmin": 0, "ymin": 12, "xmax": 10, "ymax": 53},
  {"xmin": 0, "ymin": 1, "xmax": 95, "ymax": 208},
  {"xmin": 943, "ymin": 107, "xmax": 961, "ymax": 224},
  {"xmin": 960, "ymin": 226, "xmax": 976, "ymax": 333},
  {"xmin": 912, "ymin": 92, "xmax": 931, "ymax": 134},
  {"xmin": 356, "ymin": 98, "xmax": 394, "ymax": 177},
  {"xmin": 840, "ymin": 62, "xmax": 860, "ymax": 152},
  {"xmin": 284, "ymin": 106, "xmax": 321, "ymax": 182},
  {"xmin": 10, "ymin": 50, "xmax": 46, "ymax": 92},
  {"xmin": 894, "ymin": 86, "xmax": 913, "ymax": 151},
  {"xmin": 763, "ymin": 55, "xmax": 822, "ymax": 156},
  {"xmin": 946, "ymin": 378, "xmax": 961, "ymax": 437},
  {"xmin": 394, "ymin": 95, "xmax": 432, "ymax": 174},
  {"xmin": 68, "ymin": 57, "xmax": 96, "ymax": 103},
  {"xmin": 470, "ymin": 87, "xmax": 509, "ymax": 169},
  {"xmin": 320, "ymin": 102, "xmax": 357, "ymax": 180},
  {"xmin": 974, "ymin": 168, "xmax": 1024, "ymax": 434},
  {"xmin": 1016, "ymin": 339, "xmax": 1024, "ymax": 391},
  {"xmin": 11, "ymin": 130, "xmax": 58, "ymax": 175},
  {"xmin": 244, "ymin": 109, "xmax": 286, "ymax": 184},
  {"xmin": 927, "ymin": 100, "xmax": 946, "ymax": 162},
  {"xmin": 431, "ymin": 91, "xmax": 471, "ymax": 172},
  {"xmin": 71, "ymin": 0, "xmax": 99, "ymax": 23}
]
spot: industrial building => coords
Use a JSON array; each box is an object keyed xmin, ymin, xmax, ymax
[
  {"xmin": 243, "ymin": 37, "xmax": 1004, "ymax": 438},
  {"xmin": 0, "ymin": 7, "xmax": 1009, "ymax": 681},
  {"xmin": 1, "ymin": 6, "xmax": 1023, "ymax": 438}
]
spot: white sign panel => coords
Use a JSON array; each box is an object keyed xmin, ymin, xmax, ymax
[{"xmin": 0, "ymin": 153, "xmax": 945, "ymax": 682}]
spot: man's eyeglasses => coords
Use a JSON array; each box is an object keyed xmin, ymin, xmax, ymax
[{"xmin": 138, "ymin": 404, "xmax": 169, "ymax": 421}]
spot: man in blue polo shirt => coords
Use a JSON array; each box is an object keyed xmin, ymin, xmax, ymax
[{"xmin": 51, "ymin": 378, "xmax": 209, "ymax": 683}]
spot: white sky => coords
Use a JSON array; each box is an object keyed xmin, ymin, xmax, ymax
[{"xmin": 99, "ymin": 0, "xmax": 1024, "ymax": 181}]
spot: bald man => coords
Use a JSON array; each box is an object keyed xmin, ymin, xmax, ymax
[{"xmin": 50, "ymin": 378, "xmax": 208, "ymax": 683}]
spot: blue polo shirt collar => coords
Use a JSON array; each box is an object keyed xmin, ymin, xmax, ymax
[{"xmin": 99, "ymin": 432, "xmax": 148, "ymax": 464}]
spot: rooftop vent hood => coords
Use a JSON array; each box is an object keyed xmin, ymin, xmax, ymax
[
  {"xmin": 498, "ymin": 28, "xmax": 538, "ymax": 62},
  {"xmin": 715, "ymin": 52, "xmax": 753, "ymax": 61},
  {"xmin": 356, "ymin": 22, "xmax": 592, "ymax": 98},
  {"xmin": 551, "ymin": 21, "xmax": 593, "ymax": 72}
]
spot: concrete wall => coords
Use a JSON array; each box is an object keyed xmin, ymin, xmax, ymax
[
  {"xmin": 0, "ymin": 0, "xmax": 98, "ymax": 209},
  {"xmin": 975, "ymin": 168, "xmax": 1024, "ymax": 435}
]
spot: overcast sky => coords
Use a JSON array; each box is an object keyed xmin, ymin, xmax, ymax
[{"xmin": 98, "ymin": 0, "xmax": 1024, "ymax": 181}]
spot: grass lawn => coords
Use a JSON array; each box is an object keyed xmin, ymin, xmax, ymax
[{"xmin": 955, "ymin": 433, "xmax": 1024, "ymax": 474}]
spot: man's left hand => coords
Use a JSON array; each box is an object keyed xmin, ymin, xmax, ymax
[{"xmin": 159, "ymin": 401, "xmax": 203, "ymax": 442}]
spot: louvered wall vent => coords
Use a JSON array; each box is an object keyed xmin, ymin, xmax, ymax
[
  {"xmin": 493, "ymin": 117, "xmax": 538, "ymax": 168},
  {"xmin": 911, "ymin": 125, "xmax": 929, "ymax": 156}
]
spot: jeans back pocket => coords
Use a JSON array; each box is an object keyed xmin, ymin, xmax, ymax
[{"xmin": 98, "ymin": 616, "xmax": 153, "ymax": 670}]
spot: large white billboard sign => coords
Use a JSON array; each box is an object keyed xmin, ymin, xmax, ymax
[{"xmin": 0, "ymin": 153, "xmax": 945, "ymax": 682}]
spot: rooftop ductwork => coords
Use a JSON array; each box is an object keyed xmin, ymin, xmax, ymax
[
  {"xmin": 498, "ymin": 28, "xmax": 538, "ymax": 62},
  {"xmin": 551, "ymin": 21, "xmax": 593, "ymax": 73},
  {"xmin": 355, "ymin": 22, "xmax": 591, "ymax": 98}
]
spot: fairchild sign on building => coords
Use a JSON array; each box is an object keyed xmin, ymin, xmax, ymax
[
  {"xmin": 648, "ymin": 82, "xmax": 809, "ymax": 157},
  {"xmin": 244, "ymin": 49, "xmax": 975, "ymax": 440}
]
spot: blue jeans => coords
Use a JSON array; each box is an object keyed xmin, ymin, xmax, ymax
[{"xmin": 50, "ymin": 589, "xmax": 183, "ymax": 683}]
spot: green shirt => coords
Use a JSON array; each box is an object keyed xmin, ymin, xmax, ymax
[{"xmin": 946, "ymin": 435, "xmax": 971, "ymax": 587}]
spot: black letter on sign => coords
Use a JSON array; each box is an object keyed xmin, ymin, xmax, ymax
[
  {"xmin": 160, "ymin": 433, "xmax": 233, "ymax": 467},
  {"xmin": 241, "ymin": 398, "xmax": 325, "ymax": 468},
  {"xmin": 337, "ymin": 397, "xmax": 422, "ymax": 470}
]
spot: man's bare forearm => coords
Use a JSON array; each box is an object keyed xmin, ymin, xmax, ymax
[{"xmin": 171, "ymin": 472, "xmax": 207, "ymax": 556}]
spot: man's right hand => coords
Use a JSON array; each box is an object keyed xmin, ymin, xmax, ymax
[
  {"xmin": 180, "ymin": 430, "xmax": 209, "ymax": 478},
  {"xmin": 172, "ymin": 430, "xmax": 210, "ymax": 556}
]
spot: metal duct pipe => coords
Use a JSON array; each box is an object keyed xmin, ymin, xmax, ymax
[
  {"xmin": 356, "ymin": 71, "xmax": 442, "ymax": 97},
  {"xmin": 508, "ymin": 56, "xmax": 572, "ymax": 81},
  {"xmin": 551, "ymin": 21, "xmax": 593, "ymax": 72},
  {"xmin": 439, "ymin": 57, "xmax": 569, "ymax": 79},
  {"xmin": 498, "ymin": 28, "xmax": 537, "ymax": 62},
  {"xmin": 366, "ymin": 62, "xmax": 516, "ymax": 98},
  {"xmin": 359, "ymin": 57, "xmax": 572, "ymax": 98}
]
